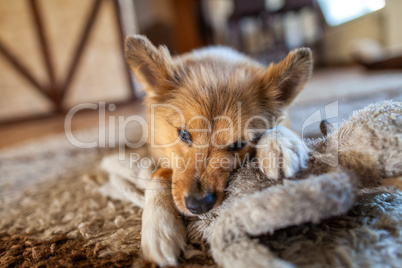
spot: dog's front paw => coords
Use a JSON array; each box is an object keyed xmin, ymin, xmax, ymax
[
  {"xmin": 256, "ymin": 126, "xmax": 308, "ymax": 180},
  {"xmin": 141, "ymin": 206, "xmax": 186, "ymax": 266},
  {"xmin": 141, "ymin": 172, "xmax": 186, "ymax": 267}
]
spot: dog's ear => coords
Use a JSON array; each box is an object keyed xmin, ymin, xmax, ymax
[
  {"xmin": 125, "ymin": 35, "xmax": 173, "ymax": 94},
  {"xmin": 265, "ymin": 48, "xmax": 313, "ymax": 106}
]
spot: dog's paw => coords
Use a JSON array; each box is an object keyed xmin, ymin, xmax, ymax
[
  {"xmin": 141, "ymin": 209, "xmax": 186, "ymax": 266},
  {"xmin": 256, "ymin": 126, "xmax": 308, "ymax": 180},
  {"xmin": 141, "ymin": 178, "xmax": 186, "ymax": 267}
]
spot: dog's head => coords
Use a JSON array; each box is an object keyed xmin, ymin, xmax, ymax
[{"xmin": 125, "ymin": 35, "xmax": 312, "ymax": 216}]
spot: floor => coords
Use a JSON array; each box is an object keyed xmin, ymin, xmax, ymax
[
  {"xmin": 0, "ymin": 102, "xmax": 143, "ymax": 149},
  {"xmin": 293, "ymin": 66, "xmax": 402, "ymax": 105}
]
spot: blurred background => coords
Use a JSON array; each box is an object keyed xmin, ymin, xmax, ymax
[{"xmin": 0, "ymin": 0, "xmax": 402, "ymax": 147}]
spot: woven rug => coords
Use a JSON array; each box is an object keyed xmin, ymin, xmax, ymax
[{"xmin": 1, "ymin": 90, "xmax": 401, "ymax": 267}]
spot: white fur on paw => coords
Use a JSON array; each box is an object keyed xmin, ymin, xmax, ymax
[
  {"xmin": 257, "ymin": 126, "xmax": 308, "ymax": 180},
  {"xmin": 141, "ymin": 183, "xmax": 186, "ymax": 267}
]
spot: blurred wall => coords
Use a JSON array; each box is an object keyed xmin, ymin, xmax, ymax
[
  {"xmin": 134, "ymin": 0, "xmax": 173, "ymax": 32},
  {"xmin": 321, "ymin": 11, "xmax": 383, "ymax": 65},
  {"xmin": 322, "ymin": 0, "xmax": 402, "ymax": 65},
  {"xmin": 133, "ymin": 0, "xmax": 203, "ymax": 54},
  {"xmin": 384, "ymin": 0, "xmax": 402, "ymax": 54}
]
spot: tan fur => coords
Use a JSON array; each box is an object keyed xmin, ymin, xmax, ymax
[{"xmin": 125, "ymin": 35, "xmax": 313, "ymax": 266}]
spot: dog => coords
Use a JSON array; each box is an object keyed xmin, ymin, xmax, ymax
[{"xmin": 125, "ymin": 35, "xmax": 312, "ymax": 266}]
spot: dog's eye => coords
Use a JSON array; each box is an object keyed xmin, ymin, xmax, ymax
[
  {"xmin": 228, "ymin": 141, "xmax": 246, "ymax": 151},
  {"xmin": 178, "ymin": 129, "xmax": 192, "ymax": 145}
]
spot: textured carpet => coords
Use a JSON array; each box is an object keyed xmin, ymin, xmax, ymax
[
  {"xmin": 0, "ymin": 130, "xmax": 214, "ymax": 267},
  {"xmin": 1, "ymin": 90, "xmax": 401, "ymax": 267}
]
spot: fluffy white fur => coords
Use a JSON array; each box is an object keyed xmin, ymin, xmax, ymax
[{"xmin": 257, "ymin": 126, "xmax": 309, "ymax": 179}]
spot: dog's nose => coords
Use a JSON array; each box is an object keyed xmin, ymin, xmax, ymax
[{"xmin": 185, "ymin": 192, "xmax": 216, "ymax": 214}]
